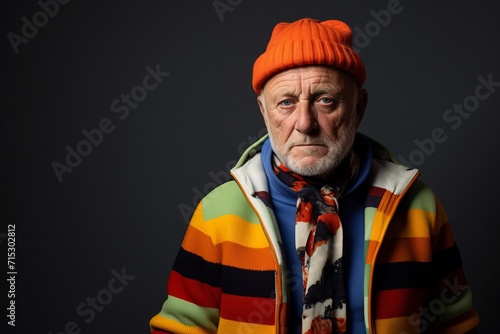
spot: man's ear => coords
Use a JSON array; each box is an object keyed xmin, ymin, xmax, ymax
[{"xmin": 355, "ymin": 88, "xmax": 368, "ymax": 128}]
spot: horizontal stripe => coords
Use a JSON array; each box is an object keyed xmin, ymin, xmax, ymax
[
  {"xmin": 151, "ymin": 295, "xmax": 219, "ymax": 332},
  {"xmin": 383, "ymin": 209, "xmax": 436, "ymax": 239},
  {"xmin": 374, "ymin": 315, "xmax": 420, "ymax": 333},
  {"xmin": 399, "ymin": 179, "xmax": 436, "ymax": 212},
  {"xmin": 432, "ymin": 285, "xmax": 474, "ymax": 326},
  {"xmin": 432, "ymin": 308, "xmax": 479, "ymax": 334},
  {"xmin": 221, "ymin": 264, "xmax": 276, "ymax": 297},
  {"xmin": 218, "ymin": 317, "xmax": 276, "ymax": 334},
  {"xmin": 182, "ymin": 225, "xmax": 275, "ymax": 270},
  {"xmin": 366, "ymin": 186, "xmax": 385, "ymax": 208},
  {"xmin": 428, "ymin": 267, "xmax": 468, "ymax": 306},
  {"xmin": 168, "ymin": 271, "xmax": 221, "ymax": 308},
  {"xmin": 173, "ymin": 248, "xmax": 221, "ymax": 287},
  {"xmin": 220, "ymin": 294, "xmax": 276, "ymax": 325},
  {"xmin": 150, "ymin": 314, "xmax": 212, "ymax": 334},
  {"xmin": 190, "ymin": 208, "xmax": 270, "ymax": 248},
  {"xmin": 375, "ymin": 237, "xmax": 432, "ymax": 263},
  {"xmin": 174, "ymin": 248, "xmax": 276, "ymax": 298},
  {"xmin": 373, "ymin": 262, "xmax": 431, "ymax": 291},
  {"xmin": 216, "ymin": 241, "xmax": 275, "ymax": 270},
  {"xmin": 201, "ymin": 180, "xmax": 260, "ymax": 223},
  {"xmin": 373, "ymin": 288, "xmax": 427, "ymax": 319},
  {"xmin": 181, "ymin": 225, "xmax": 219, "ymax": 264},
  {"xmin": 366, "ymin": 192, "xmax": 403, "ymax": 253},
  {"xmin": 430, "ymin": 244, "xmax": 463, "ymax": 283}
]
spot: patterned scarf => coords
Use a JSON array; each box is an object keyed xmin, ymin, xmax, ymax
[{"xmin": 273, "ymin": 152, "xmax": 357, "ymax": 334}]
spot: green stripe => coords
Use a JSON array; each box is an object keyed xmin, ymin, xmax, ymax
[
  {"xmin": 364, "ymin": 207, "xmax": 377, "ymax": 241},
  {"xmin": 159, "ymin": 296, "xmax": 219, "ymax": 331},
  {"xmin": 202, "ymin": 181, "xmax": 260, "ymax": 224},
  {"xmin": 399, "ymin": 179, "xmax": 436, "ymax": 212},
  {"xmin": 430, "ymin": 285, "xmax": 474, "ymax": 327},
  {"xmin": 363, "ymin": 204, "xmax": 375, "ymax": 332}
]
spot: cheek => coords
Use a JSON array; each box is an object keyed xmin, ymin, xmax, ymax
[
  {"xmin": 317, "ymin": 115, "xmax": 341, "ymax": 136},
  {"xmin": 321, "ymin": 112, "xmax": 355, "ymax": 135},
  {"xmin": 268, "ymin": 113, "xmax": 292, "ymax": 134}
]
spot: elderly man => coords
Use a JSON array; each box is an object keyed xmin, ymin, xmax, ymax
[{"xmin": 150, "ymin": 18, "xmax": 478, "ymax": 333}]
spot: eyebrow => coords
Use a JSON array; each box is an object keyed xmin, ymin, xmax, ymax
[
  {"xmin": 272, "ymin": 86, "xmax": 341, "ymax": 97},
  {"xmin": 272, "ymin": 89, "xmax": 298, "ymax": 97}
]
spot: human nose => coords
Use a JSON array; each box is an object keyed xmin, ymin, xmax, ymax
[{"xmin": 294, "ymin": 101, "xmax": 318, "ymax": 134}]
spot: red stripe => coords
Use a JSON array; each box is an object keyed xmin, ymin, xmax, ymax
[
  {"xmin": 220, "ymin": 293, "xmax": 275, "ymax": 325},
  {"xmin": 168, "ymin": 270, "xmax": 221, "ymax": 308},
  {"xmin": 374, "ymin": 288, "xmax": 427, "ymax": 319},
  {"xmin": 368, "ymin": 186, "xmax": 386, "ymax": 197}
]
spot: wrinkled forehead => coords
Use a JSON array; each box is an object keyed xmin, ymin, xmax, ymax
[{"xmin": 261, "ymin": 65, "xmax": 357, "ymax": 97}]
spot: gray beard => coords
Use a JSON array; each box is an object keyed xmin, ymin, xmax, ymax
[{"xmin": 268, "ymin": 125, "xmax": 356, "ymax": 179}]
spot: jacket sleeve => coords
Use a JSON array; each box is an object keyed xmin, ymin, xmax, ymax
[
  {"xmin": 150, "ymin": 200, "xmax": 221, "ymax": 333},
  {"xmin": 421, "ymin": 195, "xmax": 479, "ymax": 333},
  {"xmin": 372, "ymin": 178, "xmax": 479, "ymax": 333}
]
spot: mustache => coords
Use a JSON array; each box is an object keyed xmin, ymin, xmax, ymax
[{"xmin": 287, "ymin": 138, "xmax": 332, "ymax": 147}]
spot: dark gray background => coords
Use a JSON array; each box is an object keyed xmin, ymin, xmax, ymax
[{"xmin": 2, "ymin": 0, "xmax": 498, "ymax": 332}]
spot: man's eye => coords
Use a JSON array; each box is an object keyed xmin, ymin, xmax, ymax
[
  {"xmin": 319, "ymin": 97, "xmax": 333, "ymax": 104},
  {"xmin": 280, "ymin": 99, "xmax": 293, "ymax": 106}
]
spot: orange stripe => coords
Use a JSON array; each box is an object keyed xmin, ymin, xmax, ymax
[
  {"xmin": 374, "ymin": 315, "xmax": 421, "ymax": 333},
  {"xmin": 218, "ymin": 318, "xmax": 276, "ymax": 334},
  {"xmin": 366, "ymin": 240, "xmax": 378, "ymax": 265},
  {"xmin": 181, "ymin": 225, "xmax": 219, "ymax": 263},
  {"xmin": 182, "ymin": 225, "xmax": 275, "ymax": 270},
  {"xmin": 218, "ymin": 241, "xmax": 275, "ymax": 270},
  {"xmin": 376, "ymin": 237, "xmax": 432, "ymax": 263}
]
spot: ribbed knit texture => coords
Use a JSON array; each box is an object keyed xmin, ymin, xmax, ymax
[{"xmin": 252, "ymin": 18, "xmax": 366, "ymax": 93}]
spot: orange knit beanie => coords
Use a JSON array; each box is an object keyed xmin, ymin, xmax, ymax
[{"xmin": 252, "ymin": 18, "xmax": 366, "ymax": 94}]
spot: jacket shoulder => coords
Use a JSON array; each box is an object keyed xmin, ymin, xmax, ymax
[
  {"xmin": 199, "ymin": 180, "xmax": 261, "ymax": 224},
  {"xmin": 399, "ymin": 178, "xmax": 438, "ymax": 213}
]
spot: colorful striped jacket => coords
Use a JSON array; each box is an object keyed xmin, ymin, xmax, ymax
[{"xmin": 150, "ymin": 134, "xmax": 479, "ymax": 333}]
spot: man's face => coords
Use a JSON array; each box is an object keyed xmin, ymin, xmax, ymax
[{"xmin": 258, "ymin": 66, "xmax": 367, "ymax": 179}]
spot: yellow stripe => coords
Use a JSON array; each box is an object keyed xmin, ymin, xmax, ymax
[
  {"xmin": 384, "ymin": 208, "xmax": 437, "ymax": 239},
  {"xmin": 190, "ymin": 205, "xmax": 269, "ymax": 248},
  {"xmin": 218, "ymin": 318, "xmax": 276, "ymax": 334},
  {"xmin": 150, "ymin": 314, "xmax": 212, "ymax": 334},
  {"xmin": 182, "ymin": 225, "xmax": 275, "ymax": 270},
  {"xmin": 374, "ymin": 316, "xmax": 420, "ymax": 333}
]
